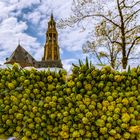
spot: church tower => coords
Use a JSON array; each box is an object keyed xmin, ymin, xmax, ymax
[
  {"xmin": 4, "ymin": 14, "xmax": 63, "ymax": 68},
  {"xmin": 42, "ymin": 14, "xmax": 62, "ymax": 68}
]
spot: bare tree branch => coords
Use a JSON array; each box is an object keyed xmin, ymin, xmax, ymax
[
  {"xmin": 127, "ymin": 36, "xmax": 140, "ymax": 59},
  {"xmin": 61, "ymin": 0, "xmax": 140, "ymax": 69},
  {"xmin": 124, "ymin": 9, "xmax": 140, "ymax": 24},
  {"xmin": 77, "ymin": 14, "xmax": 121, "ymax": 28},
  {"xmin": 123, "ymin": 0, "xmax": 140, "ymax": 8},
  {"xmin": 125, "ymin": 25, "xmax": 140, "ymax": 34}
]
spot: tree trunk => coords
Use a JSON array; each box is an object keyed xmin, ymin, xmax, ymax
[
  {"xmin": 110, "ymin": 55, "xmax": 115, "ymax": 69},
  {"xmin": 122, "ymin": 55, "xmax": 127, "ymax": 69},
  {"xmin": 117, "ymin": 0, "xmax": 127, "ymax": 69}
]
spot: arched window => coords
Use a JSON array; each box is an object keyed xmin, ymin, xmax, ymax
[
  {"xmin": 54, "ymin": 34, "xmax": 56, "ymax": 40},
  {"xmin": 49, "ymin": 33, "xmax": 52, "ymax": 41},
  {"xmin": 54, "ymin": 47, "xmax": 57, "ymax": 60}
]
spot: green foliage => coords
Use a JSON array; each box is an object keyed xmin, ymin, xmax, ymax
[{"xmin": 0, "ymin": 61, "xmax": 140, "ymax": 139}]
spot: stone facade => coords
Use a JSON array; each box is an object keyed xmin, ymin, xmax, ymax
[{"xmin": 37, "ymin": 60, "xmax": 62, "ymax": 68}]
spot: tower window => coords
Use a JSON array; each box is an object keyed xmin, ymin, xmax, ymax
[
  {"xmin": 49, "ymin": 33, "xmax": 52, "ymax": 41},
  {"xmin": 54, "ymin": 34, "xmax": 56, "ymax": 40},
  {"xmin": 54, "ymin": 47, "xmax": 58, "ymax": 60}
]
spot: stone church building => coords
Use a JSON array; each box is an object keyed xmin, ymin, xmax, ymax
[{"xmin": 5, "ymin": 14, "xmax": 62, "ymax": 68}]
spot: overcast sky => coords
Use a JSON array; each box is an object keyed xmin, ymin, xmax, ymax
[{"xmin": 0, "ymin": 0, "xmax": 92, "ymax": 71}]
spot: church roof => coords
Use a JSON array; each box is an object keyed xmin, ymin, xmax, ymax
[{"xmin": 5, "ymin": 44, "xmax": 37, "ymax": 67}]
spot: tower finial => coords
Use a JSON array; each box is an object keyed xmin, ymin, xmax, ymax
[{"xmin": 51, "ymin": 10, "xmax": 53, "ymax": 20}]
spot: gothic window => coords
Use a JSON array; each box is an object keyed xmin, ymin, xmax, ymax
[
  {"xmin": 49, "ymin": 33, "xmax": 52, "ymax": 41},
  {"xmin": 48, "ymin": 46, "xmax": 52, "ymax": 60},
  {"xmin": 54, "ymin": 47, "xmax": 57, "ymax": 60},
  {"xmin": 54, "ymin": 34, "xmax": 56, "ymax": 40},
  {"xmin": 47, "ymin": 34, "xmax": 50, "ymax": 41}
]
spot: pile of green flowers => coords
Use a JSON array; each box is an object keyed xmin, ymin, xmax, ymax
[{"xmin": 0, "ymin": 60, "xmax": 140, "ymax": 139}]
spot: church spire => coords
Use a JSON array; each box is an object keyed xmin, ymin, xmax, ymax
[
  {"xmin": 51, "ymin": 12, "xmax": 53, "ymax": 20},
  {"xmin": 42, "ymin": 14, "xmax": 62, "ymax": 68}
]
